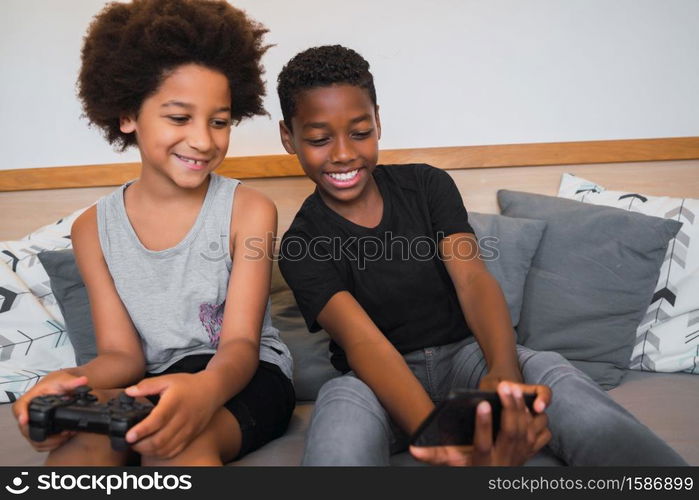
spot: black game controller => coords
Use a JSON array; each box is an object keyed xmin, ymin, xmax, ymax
[{"xmin": 28, "ymin": 385, "xmax": 152, "ymax": 451}]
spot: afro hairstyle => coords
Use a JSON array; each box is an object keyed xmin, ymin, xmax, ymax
[
  {"xmin": 79, "ymin": 0, "xmax": 270, "ymax": 150},
  {"xmin": 276, "ymin": 45, "xmax": 377, "ymax": 130}
]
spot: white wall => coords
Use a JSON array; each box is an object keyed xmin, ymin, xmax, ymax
[{"xmin": 1, "ymin": 0, "xmax": 698, "ymax": 171}]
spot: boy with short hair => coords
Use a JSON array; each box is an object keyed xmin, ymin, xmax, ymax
[{"xmin": 276, "ymin": 45, "xmax": 686, "ymax": 466}]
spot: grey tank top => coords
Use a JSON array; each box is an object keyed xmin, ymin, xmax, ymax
[{"xmin": 96, "ymin": 173, "xmax": 293, "ymax": 379}]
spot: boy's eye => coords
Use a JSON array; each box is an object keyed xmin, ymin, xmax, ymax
[
  {"xmin": 211, "ymin": 118, "xmax": 232, "ymax": 128},
  {"xmin": 353, "ymin": 129, "xmax": 373, "ymax": 140},
  {"xmin": 167, "ymin": 115, "xmax": 189, "ymax": 124},
  {"xmin": 305, "ymin": 137, "xmax": 330, "ymax": 147}
]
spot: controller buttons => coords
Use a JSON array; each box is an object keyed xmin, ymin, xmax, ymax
[{"xmin": 118, "ymin": 393, "xmax": 135, "ymax": 405}]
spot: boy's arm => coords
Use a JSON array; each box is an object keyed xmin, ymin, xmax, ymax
[
  {"xmin": 317, "ymin": 291, "xmax": 435, "ymax": 435},
  {"xmin": 440, "ymin": 233, "xmax": 549, "ymax": 410},
  {"xmin": 317, "ymin": 291, "xmax": 550, "ymax": 466},
  {"xmin": 441, "ymin": 232, "xmax": 521, "ymax": 382},
  {"xmin": 67, "ymin": 206, "xmax": 147, "ymax": 386},
  {"xmin": 199, "ymin": 185, "xmax": 276, "ymax": 406}
]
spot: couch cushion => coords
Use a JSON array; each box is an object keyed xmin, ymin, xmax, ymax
[
  {"xmin": 498, "ymin": 190, "xmax": 682, "ymax": 389},
  {"xmin": 558, "ymin": 173, "xmax": 699, "ymax": 374},
  {"xmin": 0, "ymin": 404, "xmax": 47, "ymax": 466},
  {"xmin": 608, "ymin": 370, "xmax": 699, "ymax": 465}
]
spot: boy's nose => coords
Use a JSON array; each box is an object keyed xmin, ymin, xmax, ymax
[
  {"xmin": 330, "ymin": 137, "xmax": 357, "ymax": 164},
  {"xmin": 187, "ymin": 123, "xmax": 214, "ymax": 152}
]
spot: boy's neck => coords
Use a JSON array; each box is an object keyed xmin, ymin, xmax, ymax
[
  {"xmin": 318, "ymin": 175, "xmax": 384, "ymax": 229},
  {"xmin": 122, "ymin": 171, "xmax": 212, "ymax": 252},
  {"xmin": 133, "ymin": 168, "xmax": 211, "ymax": 207}
]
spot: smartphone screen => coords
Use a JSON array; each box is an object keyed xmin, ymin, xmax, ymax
[{"xmin": 410, "ymin": 388, "xmax": 536, "ymax": 447}]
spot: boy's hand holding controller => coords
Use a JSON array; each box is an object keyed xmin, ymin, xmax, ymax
[
  {"xmin": 410, "ymin": 381, "xmax": 552, "ymax": 466},
  {"xmin": 12, "ymin": 371, "xmax": 89, "ymax": 452},
  {"xmin": 123, "ymin": 372, "xmax": 220, "ymax": 459}
]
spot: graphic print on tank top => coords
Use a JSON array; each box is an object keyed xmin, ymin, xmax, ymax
[{"xmin": 199, "ymin": 301, "xmax": 225, "ymax": 347}]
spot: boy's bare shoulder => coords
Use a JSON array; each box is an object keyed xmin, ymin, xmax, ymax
[
  {"xmin": 71, "ymin": 205, "xmax": 98, "ymax": 241},
  {"xmin": 70, "ymin": 205, "xmax": 99, "ymax": 247},
  {"xmin": 233, "ymin": 184, "xmax": 277, "ymax": 217}
]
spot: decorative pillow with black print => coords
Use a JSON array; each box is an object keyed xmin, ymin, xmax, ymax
[
  {"xmin": 558, "ymin": 173, "xmax": 698, "ymax": 374},
  {"xmin": 0, "ymin": 207, "xmax": 88, "ymax": 402}
]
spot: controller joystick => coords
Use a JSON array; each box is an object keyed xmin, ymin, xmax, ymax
[
  {"xmin": 118, "ymin": 393, "xmax": 135, "ymax": 405},
  {"xmin": 74, "ymin": 385, "xmax": 91, "ymax": 396},
  {"xmin": 73, "ymin": 385, "xmax": 98, "ymax": 405}
]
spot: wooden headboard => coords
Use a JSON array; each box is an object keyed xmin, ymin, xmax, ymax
[{"xmin": 1, "ymin": 137, "xmax": 698, "ymax": 240}]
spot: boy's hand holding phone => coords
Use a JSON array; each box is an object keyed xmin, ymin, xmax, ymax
[
  {"xmin": 478, "ymin": 369, "xmax": 551, "ymax": 414},
  {"xmin": 479, "ymin": 370, "xmax": 552, "ymax": 459},
  {"xmin": 409, "ymin": 382, "xmax": 551, "ymax": 466}
]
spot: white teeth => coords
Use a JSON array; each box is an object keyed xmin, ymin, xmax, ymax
[
  {"xmin": 177, "ymin": 154, "xmax": 206, "ymax": 165},
  {"xmin": 328, "ymin": 169, "xmax": 359, "ymax": 181}
]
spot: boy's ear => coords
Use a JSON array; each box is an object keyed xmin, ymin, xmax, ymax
[
  {"xmin": 279, "ymin": 120, "xmax": 297, "ymax": 155},
  {"xmin": 375, "ymin": 105, "xmax": 381, "ymax": 140},
  {"xmin": 119, "ymin": 114, "xmax": 136, "ymax": 134}
]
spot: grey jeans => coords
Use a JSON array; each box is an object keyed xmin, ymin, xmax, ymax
[{"xmin": 301, "ymin": 338, "xmax": 687, "ymax": 466}]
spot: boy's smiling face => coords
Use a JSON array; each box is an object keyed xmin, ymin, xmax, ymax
[
  {"xmin": 280, "ymin": 84, "xmax": 381, "ymax": 205},
  {"xmin": 119, "ymin": 64, "xmax": 232, "ymax": 191}
]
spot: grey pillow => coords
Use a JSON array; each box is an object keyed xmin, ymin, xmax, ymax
[
  {"xmin": 469, "ymin": 212, "xmax": 547, "ymax": 327},
  {"xmin": 37, "ymin": 249, "xmax": 96, "ymax": 366},
  {"xmin": 497, "ymin": 190, "xmax": 683, "ymax": 389}
]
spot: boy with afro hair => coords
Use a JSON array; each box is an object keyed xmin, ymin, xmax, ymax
[{"xmin": 13, "ymin": 0, "xmax": 295, "ymax": 466}]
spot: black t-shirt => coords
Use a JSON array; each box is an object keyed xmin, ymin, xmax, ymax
[{"xmin": 279, "ymin": 164, "xmax": 475, "ymax": 372}]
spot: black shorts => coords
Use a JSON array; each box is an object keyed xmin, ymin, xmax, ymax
[{"xmin": 146, "ymin": 354, "xmax": 295, "ymax": 459}]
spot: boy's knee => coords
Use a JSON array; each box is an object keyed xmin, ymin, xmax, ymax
[
  {"xmin": 47, "ymin": 433, "xmax": 125, "ymax": 466},
  {"xmin": 314, "ymin": 376, "xmax": 383, "ymax": 416},
  {"xmin": 519, "ymin": 349, "xmax": 582, "ymax": 386},
  {"xmin": 317, "ymin": 376, "xmax": 373, "ymax": 402},
  {"xmin": 526, "ymin": 349, "xmax": 569, "ymax": 367},
  {"xmin": 71, "ymin": 433, "xmax": 112, "ymax": 455},
  {"xmin": 305, "ymin": 376, "xmax": 394, "ymax": 462}
]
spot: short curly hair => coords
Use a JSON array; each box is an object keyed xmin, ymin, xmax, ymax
[
  {"xmin": 276, "ymin": 45, "xmax": 377, "ymax": 130},
  {"xmin": 79, "ymin": 0, "xmax": 270, "ymax": 150}
]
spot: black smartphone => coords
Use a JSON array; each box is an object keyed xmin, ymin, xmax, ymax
[{"xmin": 410, "ymin": 388, "xmax": 537, "ymax": 447}]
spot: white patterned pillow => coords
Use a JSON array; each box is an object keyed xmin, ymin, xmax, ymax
[
  {"xmin": 0, "ymin": 209, "xmax": 87, "ymax": 322},
  {"xmin": 0, "ymin": 208, "xmax": 88, "ymax": 402},
  {"xmin": 0, "ymin": 260, "xmax": 76, "ymax": 402},
  {"xmin": 558, "ymin": 173, "xmax": 699, "ymax": 374}
]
